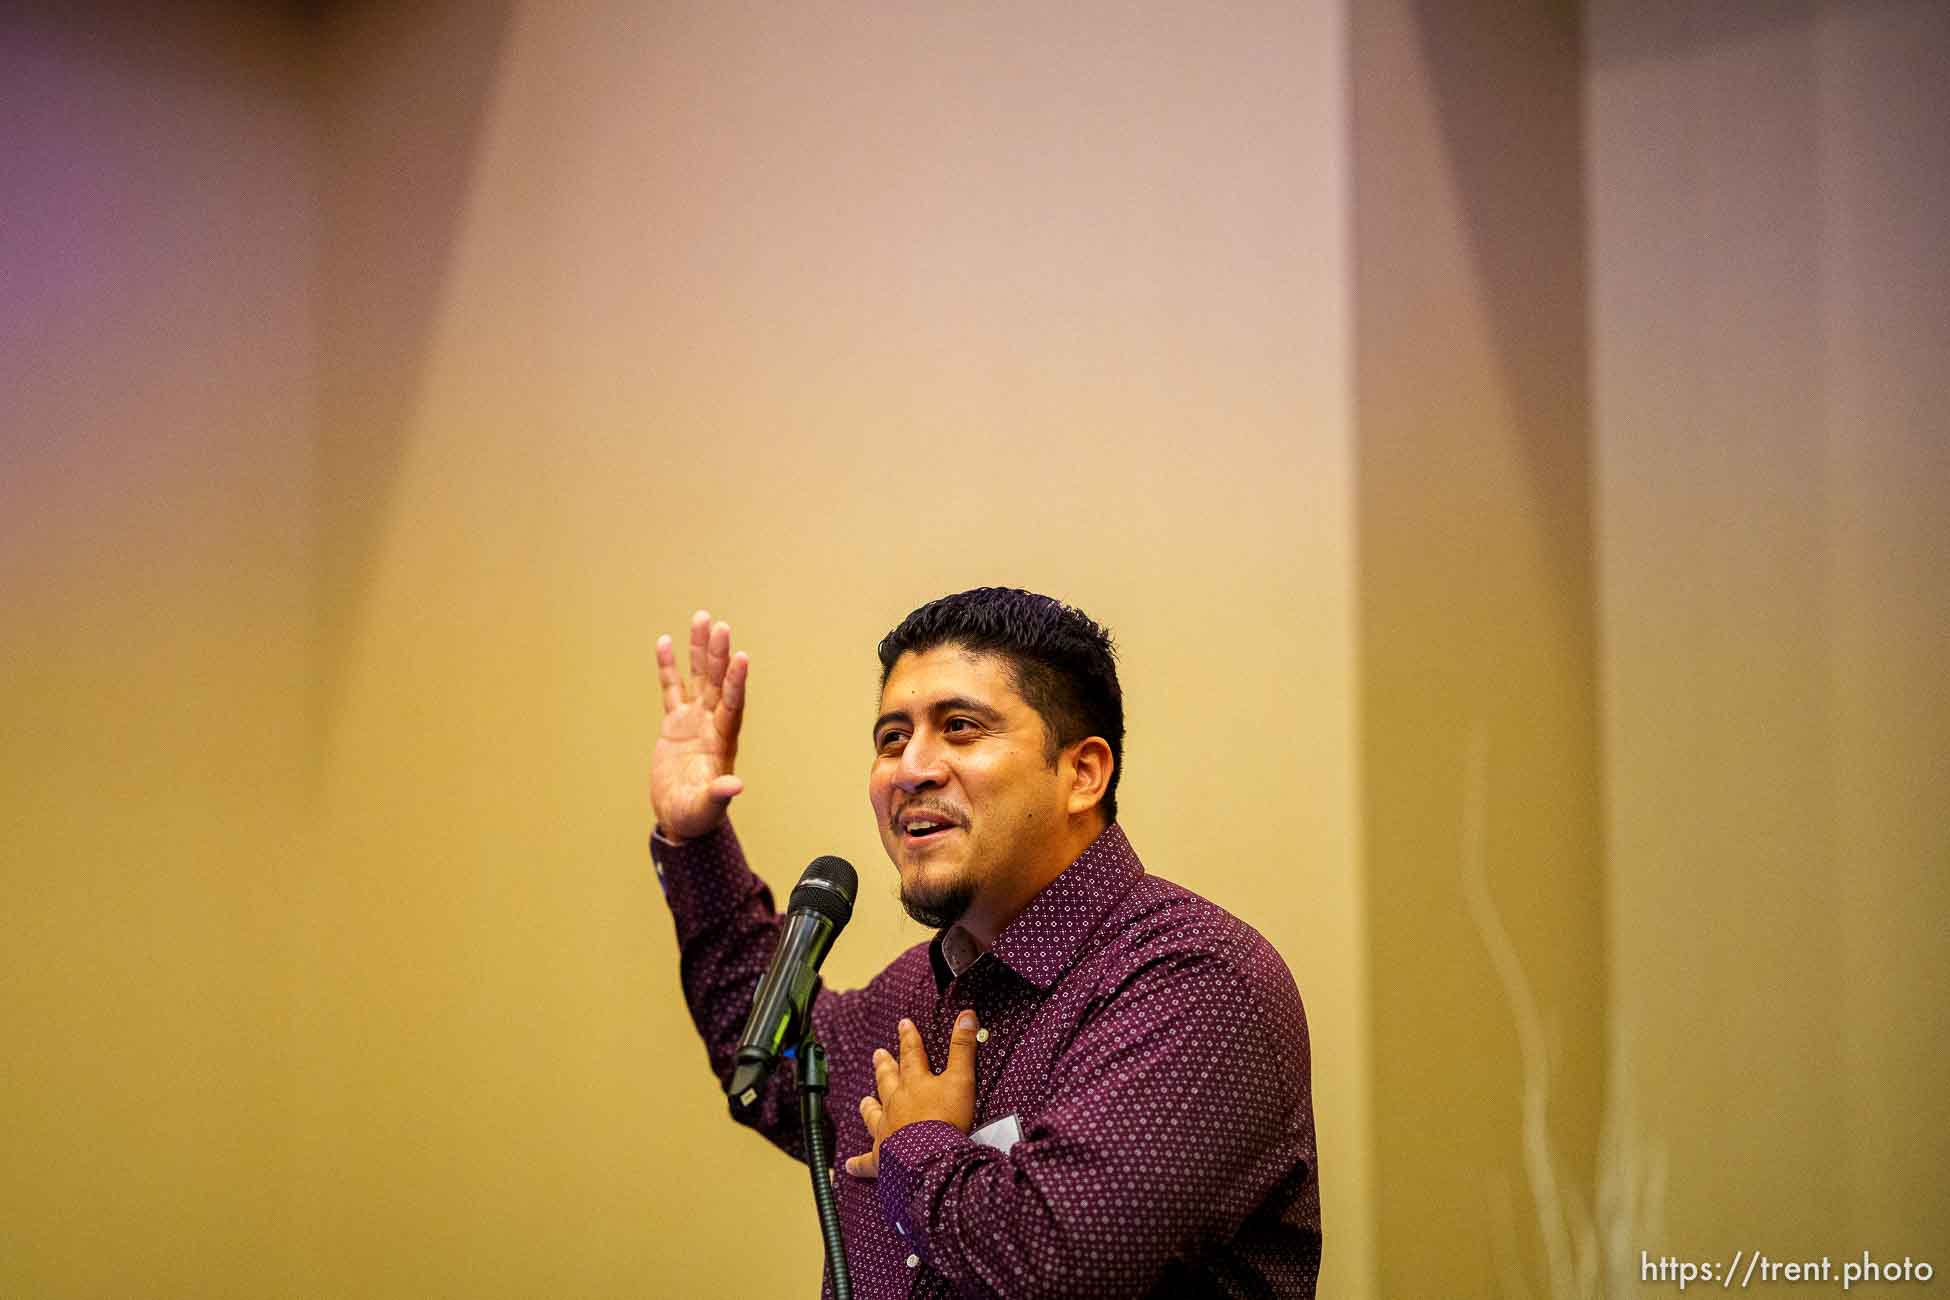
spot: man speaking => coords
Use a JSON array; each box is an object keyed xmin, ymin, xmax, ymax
[{"xmin": 650, "ymin": 588, "xmax": 1321, "ymax": 1297}]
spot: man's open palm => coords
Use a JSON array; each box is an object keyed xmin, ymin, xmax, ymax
[{"xmin": 651, "ymin": 609, "xmax": 749, "ymax": 842}]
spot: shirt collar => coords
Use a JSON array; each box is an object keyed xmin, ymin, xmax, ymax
[{"xmin": 927, "ymin": 821, "xmax": 1143, "ymax": 993}]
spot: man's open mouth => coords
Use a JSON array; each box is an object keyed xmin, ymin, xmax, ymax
[{"xmin": 900, "ymin": 817, "xmax": 960, "ymax": 840}]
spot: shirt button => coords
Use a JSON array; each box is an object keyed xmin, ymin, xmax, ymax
[
  {"xmin": 974, "ymin": 1028, "xmax": 990, "ymax": 1043},
  {"xmin": 906, "ymin": 1253, "xmax": 921, "ymax": 1269}
]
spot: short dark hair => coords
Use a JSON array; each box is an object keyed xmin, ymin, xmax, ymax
[{"xmin": 877, "ymin": 587, "xmax": 1124, "ymax": 824}]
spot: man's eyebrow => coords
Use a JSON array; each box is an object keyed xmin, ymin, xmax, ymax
[
  {"xmin": 934, "ymin": 696, "xmax": 1004, "ymax": 721},
  {"xmin": 871, "ymin": 696, "xmax": 1004, "ymax": 739}
]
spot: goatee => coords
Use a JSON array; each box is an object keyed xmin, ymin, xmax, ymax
[{"xmin": 900, "ymin": 876, "xmax": 975, "ymax": 930}]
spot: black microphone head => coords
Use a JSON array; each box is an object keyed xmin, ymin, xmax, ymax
[{"xmin": 789, "ymin": 855, "xmax": 857, "ymax": 929}]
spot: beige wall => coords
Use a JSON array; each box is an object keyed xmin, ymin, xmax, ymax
[
  {"xmin": 0, "ymin": 6, "xmax": 316, "ymax": 1295},
  {"xmin": 6, "ymin": 2, "xmax": 1365, "ymax": 1296},
  {"xmin": 1590, "ymin": 0, "xmax": 1950, "ymax": 1280},
  {"xmin": 303, "ymin": 5, "xmax": 1363, "ymax": 1293}
]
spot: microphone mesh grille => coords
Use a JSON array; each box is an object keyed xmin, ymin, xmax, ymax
[{"xmin": 788, "ymin": 854, "xmax": 857, "ymax": 927}]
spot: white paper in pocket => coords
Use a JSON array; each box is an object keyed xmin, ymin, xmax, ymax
[{"xmin": 971, "ymin": 1113, "xmax": 1023, "ymax": 1154}]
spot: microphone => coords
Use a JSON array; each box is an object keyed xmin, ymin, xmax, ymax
[{"xmin": 726, "ymin": 855, "xmax": 858, "ymax": 1110}]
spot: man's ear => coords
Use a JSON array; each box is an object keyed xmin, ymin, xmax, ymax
[{"xmin": 1064, "ymin": 737, "xmax": 1114, "ymax": 817}]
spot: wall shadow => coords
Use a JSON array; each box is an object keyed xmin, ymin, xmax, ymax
[
  {"xmin": 1408, "ymin": 0, "xmax": 1592, "ymax": 611},
  {"xmin": 311, "ymin": 0, "xmax": 517, "ymax": 771},
  {"xmin": 1353, "ymin": 2, "xmax": 1608, "ymax": 1294},
  {"xmin": 1588, "ymin": 0, "xmax": 1818, "ymax": 69}
]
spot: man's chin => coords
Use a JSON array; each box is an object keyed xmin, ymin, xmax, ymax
[{"xmin": 899, "ymin": 877, "xmax": 974, "ymax": 930}]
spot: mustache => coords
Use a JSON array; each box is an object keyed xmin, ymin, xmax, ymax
[{"xmin": 891, "ymin": 802, "xmax": 966, "ymax": 830}]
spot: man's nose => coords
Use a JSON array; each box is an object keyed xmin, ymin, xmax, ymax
[{"xmin": 894, "ymin": 733, "xmax": 948, "ymax": 791}]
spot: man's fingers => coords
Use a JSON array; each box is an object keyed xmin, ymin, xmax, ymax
[
  {"xmin": 896, "ymin": 1018, "xmax": 931, "ymax": 1080},
  {"xmin": 721, "ymin": 651, "xmax": 749, "ymax": 722},
  {"xmin": 851, "ymin": 1092, "xmax": 884, "ymax": 1180},
  {"xmin": 655, "ymin": 634, "xmax": 684, "ymax": 712},
  {"xmin": 687, "ymin": 610, "xmax": 711, "ymax": 693},
  {"xmin": 706, "ymin": 774, "xmax": 744, "ymax": 806},
  {"xmin": 710, "ymin": 621, "xmax": 731, "ymax": 681},
  {"xmin": 701, "ymin": 620, "xmax": 731, "ymax": 709},
  {"xmin": 873, "ymin": 1046, "xmax": 898, "ymax": 1100},
  {"xmin": 945, "ymin": 1009, "xmax": 979, "ymax": 1080}
]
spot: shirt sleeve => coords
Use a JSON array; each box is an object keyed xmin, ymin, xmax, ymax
[
  {"xmin": 872, "ymin": 943, "xmax": 1312, "ymax": 1299},
  {"xmin": 652, "ymin": 820, "xmax": 853, "ymax": 1163}
]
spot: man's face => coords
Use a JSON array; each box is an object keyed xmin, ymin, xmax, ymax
[{"xmin": 869, "ymin": 645, "xmax": 1071, "ymax": 931}]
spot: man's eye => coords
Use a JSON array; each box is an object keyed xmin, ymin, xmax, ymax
[
  {"xmin": 877, "ymin": 732, "xmax": 906, "ymax": 751},
  {"xmin": 946, "ymin": 718, "xmax": 977, "ymax": 733}
]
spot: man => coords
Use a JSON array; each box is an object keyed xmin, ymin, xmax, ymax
[{"xmin": 650, "ymin": 588, "xmax": 1321, "ymax": 1297}]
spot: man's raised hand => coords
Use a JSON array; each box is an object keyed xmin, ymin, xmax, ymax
[{"xmin": 650, "ymin": 609, "xmax": 749, "ymax": 843}]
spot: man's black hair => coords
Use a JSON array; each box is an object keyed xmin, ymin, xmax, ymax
[{"xmin": 876, "ymin": 587, "xmax": 1124, "ymax": 824}]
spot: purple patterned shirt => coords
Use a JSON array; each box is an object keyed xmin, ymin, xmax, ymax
[{"xmin": 653, "ymin": 819, "xmax": 1321, "ymax": 1298}]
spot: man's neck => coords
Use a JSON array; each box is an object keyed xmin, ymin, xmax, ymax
[{"xmin": 955, "ymin": 813, "xmax": 1109, "ymax": 949}]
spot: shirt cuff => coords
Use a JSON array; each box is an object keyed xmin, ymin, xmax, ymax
[
  {"xmin": 647, "ymin": 819, "xmax": 750, "ymax": 922},
  {"xmin": 875, "ymin": 1120, "xmax": 974, "ymax": 1250}
]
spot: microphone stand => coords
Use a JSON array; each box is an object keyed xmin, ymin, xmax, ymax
[{"xmin": 793, "ymin": 1028, "xmax": 851, "ymax": 1299}]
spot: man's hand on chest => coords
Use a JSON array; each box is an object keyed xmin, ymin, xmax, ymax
[{"xmin": 844, "ymin": 1011, "xmax": 979, "ymax": 1180}]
